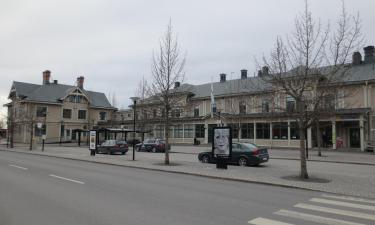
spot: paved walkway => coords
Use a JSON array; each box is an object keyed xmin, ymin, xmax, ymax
[{"xmin": 1, "ymin": 144, "xmax": 374, "ymax": 199}]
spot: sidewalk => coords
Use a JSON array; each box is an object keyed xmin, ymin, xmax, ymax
[
  {"xmin": 170, "ymin": 145, "xmax": 375, "ymax": 166},
  {"xmin": 1, "ymin": 144, "xmax": 374, "ymax": 199}
]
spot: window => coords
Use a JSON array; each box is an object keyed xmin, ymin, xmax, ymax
[
  {"xmin": 194, "ymin": 107, "xmax": 199, "ymax": 117},
  {"xmin": 69, "ymin": 95, "xmax": 82, "ymax": 103},
  {"xmin": 155, "ymin": 125, "xmax": 164, "ymax": 138},
  {"xmin": 239, "ymin": 101, "xmax": 246, "ymax": 114},
  {"xmin": 241, "ymin": 123, "xmax": 254, "ymax": 139},
  {"xmin": 173, "ymin": 124, "xmax": 183, "ymax": 138},
  {"xmin": 272, "ymin": 122, "xmax": 288, "ymax": 139},
  {"xmin": 290, "ymin": 122, "xmax": 300, "ymax": 139},
  {"xmin": 286, "ymin": 95, "xmax": 296, "ymax": 112},
  {"xmin": 256, "ymin": 123, "xmax": 270, "ymax": 139},
  {"xmin": 335, "ymin": 90, "xmax": 345, "ymax": 109},
  {"xmin": 99, "ymin": 112, "xmax": 107, "ymax": 120},
  {"xmin": 228, "ymin": 124, "xmax": 239, "ymax": 139},
  {"xmin": 262, "ymin": 100, "xmax": 269, "ymax": 113},
  {"xmin": 66, "ymin": 129, "xmax": 71, "ymax": 137},
  {"xmin": 34, "ymin": 124, "xmax": 46, "ymax": 136},
  {"xmin": 184, "ymin": 124, "xmax": 194, "ymax": 138},
  {"xmin": 172, "ymin": 108, "xmax": 181, "ymax": 118},
  {"xmin": 60, "ymin": 125, "xmax": 65, "ymax": 137},
  {"xmin": 36, "ymin": 106, "xmax": 47, "ymax": 117},
  {"xmin": 63, "ymin": 109, "xmax": 72, "ymax": 119},
  {"xmin": 195, "ymin": 124, "xmax": 205, "ymax": 138},
  {"xmin": 78, "ymin": 110, "xmax": 86, "ymax": 119},
  {"xmin": 153, "ymin": 109, "xmax": 157, "ymax": 118}
]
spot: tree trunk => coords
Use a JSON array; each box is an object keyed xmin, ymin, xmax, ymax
[
  {"xmin": 29, "ymin": 122, "xmax": 34, "ymax": 151},
  {"xmin": 164, "ymin": 106, "xmax": 170, "ymax": 165},
  {"xmin": 299, "ymin": 124, "xmax": 309, "ymax": 179},
  {"xmin": 316, "ymin": 120, "xmax": 322, "ymax": 157}
]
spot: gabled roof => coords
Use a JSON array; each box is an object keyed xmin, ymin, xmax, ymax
[{"xmin": 10, "ymin": 81, "xmax": 114, "ymax": 109}]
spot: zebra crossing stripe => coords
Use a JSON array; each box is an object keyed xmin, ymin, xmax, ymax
[
  {"xmin": 310, "ymin": 198, "xmax": 375, "ymax": 211},
  {"xmin": 248, "ymin": 217, "xmax": 294, "ymax": 225},
  {"xmin": 295, "ymin": 203, "xmax": 375, "ymax": 221},
  {"xmin": 275, "ymin": 209, "xmax": 365, "ymax": 225},
  {"xmin": 321, "ymin": 194, "xmax": 375, "ymax": 204}
]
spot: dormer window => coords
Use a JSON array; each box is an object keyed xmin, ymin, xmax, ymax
[{"xmin": 69, "ymin": 95, "xmax": 82, "ymax": 103}]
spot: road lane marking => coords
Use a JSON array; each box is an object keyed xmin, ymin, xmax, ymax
[
  {"xmin": 9, "ymin": 164, "xmax": 28, "ymax": 170},
  {"xmin": 321, "ymin": 194, "xmax": 375, "ymax": 204},
  {"xmin": 295, "ymin": 203, "xmax": 375, "ymax": 221},
  {"xmin": 248, "ymin": 217, "xmax": 294, "ymax": 225},
  {"xmin": 310, "ymin": 198, "xmax": 375, "ymax": 211},
  {"xmin": 274, "ymin": 209, "xmax": 365, "ymax": 225},
  {"xmin": 49, "ymin": 174, "xmax": 85, "ymax": 184}
]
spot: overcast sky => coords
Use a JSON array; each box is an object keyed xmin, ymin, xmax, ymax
[{"xmin": 1, "ymin": 0, "xmax": 374, "ymax": 117}]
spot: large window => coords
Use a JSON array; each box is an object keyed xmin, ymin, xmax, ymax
[
  {"xmin": 173, "ymin": 124, "xmax": 183, "ymax": 138},
  {"xmin": 256, "ymin": 123, "xmax": 270, "ymax": 139},
  {"xmin": 194, "ymin": 107, "xmax": 199, "ymax": 117},
  {"xmin": 99, "ymin": 112, "xmax": 107, "ymax": 120},
  {"xmin": 63, "ymin": 109, "xmax": 72, "ymax": 119},
  {"xmin": 69, "ymin": 95, "xmax": 82, "ymax": 103},
  {"xmin": 286, "ymin": 95, "xmax": 296, "ymax": 112},
  {"xmin": 34, "ymin": 124, "xmax": 46, "ymax": 136},
  {"xmin": 78, "ymin": 110, "xmax": 86, "ymax": 119},
  {"xmin": 228, "ymin": 124, "xmax": 239, "ymax": 139},
  {"xmin": 184, "ymin": 124, "xmax": 194, "ymax": 138},
  {"xmin": 241, "ymin": 123, "xmax": 254, "ymax": 139},
  {"xmin": 155, "ymin": 125, "xmax": 164, "ymax": 138},
  {"xmin": 290, "ymin": 122, "xmax": 300, "ymax": 139},
  {"xmin": 36, "ymin": 106, "xmax": 47, "ymax": 117},
  {"xmin": 272, "ymin": 122, "xmax": 288, "ymax": 139},
  {"xmin": 262, "ymin": 100, "xmax": 269, "ymax": 113},
  {"xmin": 239, "ymin": 101, "xmax": 246, "ymax": 114},
  {"xmin": 195, "ymin": 124, "xmax": 205, "ymax": 138}
]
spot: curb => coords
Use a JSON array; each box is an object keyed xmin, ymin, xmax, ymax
[
  {"xmin": 171, "ymin": 151, "xmax": 375, "ymax": 166},
  {"xmin": 2, "ymin": 148, "xmax": 375, "ymax": 199}
]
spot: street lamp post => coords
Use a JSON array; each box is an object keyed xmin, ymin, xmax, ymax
[{"xmin": 130, "ymin": 97, "xmax": 139, "ymax": 161}]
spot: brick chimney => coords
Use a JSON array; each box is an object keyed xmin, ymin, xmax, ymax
[
  {"xmin": 352, "ymin": 51, "xmax": 362, "ymax": 65},
  {"xmin": 364, "ymin": 46, "xmax": 375, "ymax": 64},
  {"xmin": 241, "ymin": 69, "xmax": 247, "ymax": 79},
  {"xmin": 77, "ymin": 76, "xmax": 84, "ymax": 89},
  {"xmin": 43, "ymin": 70, "xmax": 51, "ymax": 84},
  {"xmin": 220, "ymin": 73, "xmax": 226, "ymax": 82}
]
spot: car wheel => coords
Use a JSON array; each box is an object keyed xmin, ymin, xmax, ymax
[
  {"xmin": 121, "ymin": 151, "xmax": 125, "ymax": 155},
  {"xmin": 152, "ymin": 147, "xmax": 157, "ymax": 153},
  {"xmin": 201, "ymin": 155, "xmax": 210, "ymax": 163},
  {"xmin": 238, "ymin": 157, "xmax": 248, "ymax": 167}
]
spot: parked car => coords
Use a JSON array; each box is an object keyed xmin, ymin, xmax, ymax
[
  {"xmin": 96, "ymin": 140, "xmax": 129, "ymax": 155},
  {"xmin": 198, "ymin": 142, "xmax": 269, "ymax": 166},
  {"xmin": 127, "ymin": 139, "xmax": 141, "ymax": 146},
  {"xmin": 135, "ymin": 139, "xmax": 170, "ymax": 153}
]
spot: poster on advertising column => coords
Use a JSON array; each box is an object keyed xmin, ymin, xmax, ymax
[
  {"xmin": 89, "ymin": 130, "xmax": 97, "ymax": 150},
  {"xmin": 212, "ymin": 127, "xmax": 232, "ymax": 159}
]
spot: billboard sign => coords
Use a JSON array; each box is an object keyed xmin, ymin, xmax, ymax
[
  {"xmin": 212, "ymin": 127, "xmax": 232, "ymax": 159},
  {"xmin": 89, "ymin": 130, "xmax": 97, "ymax": 150}
]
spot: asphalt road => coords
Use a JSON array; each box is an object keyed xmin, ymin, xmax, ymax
[{"xmin": 1, "ymin": 151, "xmax": 374, "ymax": 225}]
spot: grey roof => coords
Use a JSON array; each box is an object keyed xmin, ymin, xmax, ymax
[
  {"xmin": 176, "ymin": 63, "xmax": 375, "ymax": 99},
  {"xmin": 11, "ymin": 81, "xmax": 113, "ymax": 108}
]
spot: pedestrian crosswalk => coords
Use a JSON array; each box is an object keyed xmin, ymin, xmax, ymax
[{"xmin": 248, "ymin": 194, "xmax": 375, "ymax": 225}]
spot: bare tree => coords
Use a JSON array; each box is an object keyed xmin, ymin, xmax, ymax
[
  {"xmin": 149, "ymin": 20, "xmax": 186, "ymax": 164},
  {"xmin": 258, "ymin": 0, "xmax": 363, "ymax": 179}
]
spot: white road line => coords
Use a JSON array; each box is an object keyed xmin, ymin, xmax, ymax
[
  {"xmin": 275, "ymin": 209, "xmax": 365, "ymax": 225},
  {"xmin": 310, "ymin": 198, "xmax": 375, "ymax": 211},
  {"xmin": 321, "ymin": 194, "xmax": 375, "ymax": 204},
  {"xmin": 295, "ymin": 203, "xmax": 375, "ymax": 221},
  {"xmin": 248, "ymin": 217, "xmax": 294, "ymax": 225},
  {"xmin": 9, "ymin": 164, "xmax": 28, "ymax": 170},
  {"xmin": 49, "ymin": 174, "xmax": 85, "ymax": 184}
]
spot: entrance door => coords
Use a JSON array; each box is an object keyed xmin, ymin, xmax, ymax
[
  {"xmin": 207, "ymin": 124, "xmax": 217, "ymax": 143},
  {"xmin": 349, "ymin": 128, "xmax": 360, "ymax": 148}
]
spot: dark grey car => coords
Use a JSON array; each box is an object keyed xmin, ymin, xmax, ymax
[{"xmin": 96, "ymin": 140, "xmax": 129, "ymax": 155}]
